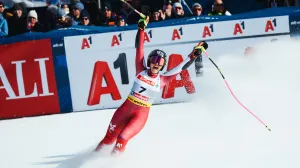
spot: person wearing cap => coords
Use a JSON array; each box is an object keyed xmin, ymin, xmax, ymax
[
  {"xmin": 192, "ymin": 3, "xmax": 202, "ymax": 16},
  {"xmin": 45, "ymin": 5, "xmax": 61, "ymax": 31},
  {"xmin": 172, "ymin": 2, "xmax": 184, "ymax": 19},
  {"xmin": 69, "ymin": 2, "xmax": 84, "ymax": 25},
  {"xmin": 7, "ymin": 3, "xmax": 27, "ymax": 37},
  {"xmin": 208, "ymin": 0, "xmax": 231, "ymax": 16},
  {"xmin": 78, "ymin": 9, "xmax": 92, "ymax": 26},
  {"xmin": 56, "ymin": 8, "xmax": 73, "ymax": 29},
  {"xmin": 116, "ymin": 14, "xmax": 127, "ymax": 27},
  {"xmin": 162, "ymin": 0, "xmax": 172, "ymax": 20},
  {"xmin": 27, "ymin": 10, "xmax": 46, "ymax": 33},
  {"xmin": 0, "ymin": 1, "xmax": 4, "ymax": 15},
  {"xmin": 98, "ymin": 2, "xmax": 117, "ymax": 26},
  {"xmin": 151, "ymin": 8, "xmax": 161, "ymax": 22},
  {"xmin": 163, "ymin": 0, "xmax": 173, "ymax": 10}
]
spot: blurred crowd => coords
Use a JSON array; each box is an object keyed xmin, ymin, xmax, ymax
[{"xmin": 0, "ymin": 0, "xmax": 298, "ymax": 38}]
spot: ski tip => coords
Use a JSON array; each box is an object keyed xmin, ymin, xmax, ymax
[{"xmin": 266, "ymin": 126, "xmax": 271, "ymax": 132}]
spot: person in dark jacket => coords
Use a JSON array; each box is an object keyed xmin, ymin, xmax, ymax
[
  {"xmin": 6, "ymin": 3, "xmax": 27, "ymax": 37},
  {"xmin": 56, "ymin": 8, "xmax": 73, "ymax": 29},
  {"xmin": 150, "ymin": 8, "xmax": 161, "ymax": 22},
  {"xmin": 46, "ymin": 5, "xmax": 60, "ymax": 31},
  {"xmin": 116, "ymin": 14, "xmax": 127, "ymax": 26},
  {"xmin": 26, "ymin": 10, "xmax": 46, "ymax": 33},
  {"xmin": 78, "ymin": 9, "xmax": 92, "ymax": 26},
  {"xmin": 68, "ymin": 2, "xmax": 84, "ymax": 25},
  {"xmin": 98, "ymin": 3, "xmax": 117, "ymax": 26}
]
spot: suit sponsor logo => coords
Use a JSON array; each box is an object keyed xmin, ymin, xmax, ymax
[
  {"xmin": 131, "ymin": 91, "xmax": 149, "ymax": 101},
  {"xmin": 137, "ymin": 74, "xmax": 155, "ymax": 86}
]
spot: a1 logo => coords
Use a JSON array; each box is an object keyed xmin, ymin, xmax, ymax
[
  {"xmin": 144, "ymin": 30, "xmax": 153, "ymax": 43},
  {"xmin": 265, "ymin": 18, "xmax": 277, "ymax": 32},
  {"xmin": 233, "ymin": 21, "xmax": 245, "ymax": 35}
]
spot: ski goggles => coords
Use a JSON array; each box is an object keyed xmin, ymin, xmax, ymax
[{"xmin": 149, "ymin": 55, "xmax": 165, "ymax": 66}]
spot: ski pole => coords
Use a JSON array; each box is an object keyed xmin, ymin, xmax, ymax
[
  {"xmin": 120, "ymin": 0, "xmax": 146, "ymax": 18},
  {"xmin": 198, "ymin": 47, "xmax": 271, "ymax": 131},
  {"xmin": 182, "ymin": 0, "xmax": 193, "ymax": 15}
]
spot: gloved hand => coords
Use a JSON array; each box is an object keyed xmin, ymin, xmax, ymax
[
  {"xmin": 138, "ymin": 16, "xmax": 149, "ymax": 30},
  {"xmin": 192, "ymin": 41, "xmax": 208, "ymax": 57}
]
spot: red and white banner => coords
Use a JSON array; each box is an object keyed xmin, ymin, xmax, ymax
[
  {"xmin": 64, "ymin": 16, "xmax": 290, "ymax": 112},
  {"xmin": 0, "ymin": 39, "xmax": 60, "ymax": 119}
]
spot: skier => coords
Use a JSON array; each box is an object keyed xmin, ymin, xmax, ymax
[{"xmin": 94, "ymin": 16, "xmax": 208, "ymax": 155}]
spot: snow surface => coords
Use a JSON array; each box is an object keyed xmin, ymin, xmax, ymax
[{"xmin": 1, "ymin": 39, "xmax": 300, "ymax": 168}]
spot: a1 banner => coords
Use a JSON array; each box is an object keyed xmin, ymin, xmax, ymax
[
  {"xmin": 0, "ymin": 39, "xmax": 60, "ymax": 119},
  {"xmin": 64, "ymin": 31, "xmax": 201, "ymax": 112},
  {"xmin": 65, "ymin": 35, "xmax": 289, "ymax": 111}
]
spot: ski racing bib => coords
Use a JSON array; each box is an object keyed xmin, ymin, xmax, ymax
[{"xmin": 127, "ymin": 70, "xmax": 161, "ymax": 107}]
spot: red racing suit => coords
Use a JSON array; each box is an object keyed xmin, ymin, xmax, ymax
[{"xmin": 95, "ymin": 29, "xmax": 199, "ymax": 154}]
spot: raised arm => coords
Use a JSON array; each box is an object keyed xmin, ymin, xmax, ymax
[
  {"xmin": 135, "ymin": 29, "xmax": 146, "ymax": 75},
  {"xmin": 135, "ymin": 16, "xmax": 149, "ymax": 76},
  {"xmin": 160, "ymin": 41, "xmax": 208, "ymax": 88}
]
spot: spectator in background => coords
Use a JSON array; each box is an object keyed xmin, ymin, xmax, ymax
[
  {"xmin": 56, "ymin": 8, "xmax": 72, "ymax": 29},
  {"xmin": 7, "ymin": 3, "xmax": 27, "ymax": 37},
  {"xmin": 208, "ymin": 0, "xmax": 231, "ymax": 16},
  {"xmin": 158, "ymin": 9, "xmax": 165, "ymax": 21},
  {"xmin": 69, "ymin": 2, "xmax": 84, "ymax": 25},
  {"xmin": 81, "ymin": 0, "xmax": 99, "ymax": 25},
  {"xmin": 116, "ymin": 15, "xmax": 127, "ymax": 26},
  {"xmin": 151, "ymin": 8, "xmax": 161, "ymax": 22},
  {"xmin": 78, "ymin": 9, "xmax": 92, "ymax": 26},
  {"xmin": 163, "ymin": 0, "xmax": 173, "ymax": 10},
  {"xmin": 0, "ymin": 1, "xmax": 4, "ymax": 14},
  {"xmin": 27, "ymin": 10, "xmax": 46, "ymax": 33},
  {"xmin": 192, "ymin": 3, "xmax": 202, "ymax": 16},
  {"xmin": 99, "ymin": 3, "xmax": 117, "ymax": 26},
  {"xmin": 161, "ymin": 0, "xmax": 172, "ymax": 20},
  {"xmin": 46, "ymin": 5, "xmax": 59, "ymax": 31},
  {"xmin": 61, "ymin": 4, "xmax": 69, "ymax": 15},
  {"xmin": 0, "ymin": 12, "xmax": 8, "ymax": 37},
  {"xmin": 172, "ymin": 2, "xmax": 184, "ymax": 19}
]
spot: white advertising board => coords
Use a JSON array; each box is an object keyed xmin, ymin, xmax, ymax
[{"xmin": 64, "ymin": 16, "xmax": 290, "ymax": 112}]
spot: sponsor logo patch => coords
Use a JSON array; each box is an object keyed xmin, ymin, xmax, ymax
[
  {"xmin": 131, "ymin": 91, "xmax": 150, "ymax": 101},
  {"xmin": 137, "ymin": 75, "xmax": 155, "ymax": 86}
]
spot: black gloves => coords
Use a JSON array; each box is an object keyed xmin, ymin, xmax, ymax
[
  {"xmin": 192, "ymin": 41, "xmax": 208, "ymax": 57},
  {"xmin": 138, "ymin": 16, "xmax": 149, "ymax": 30}
]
